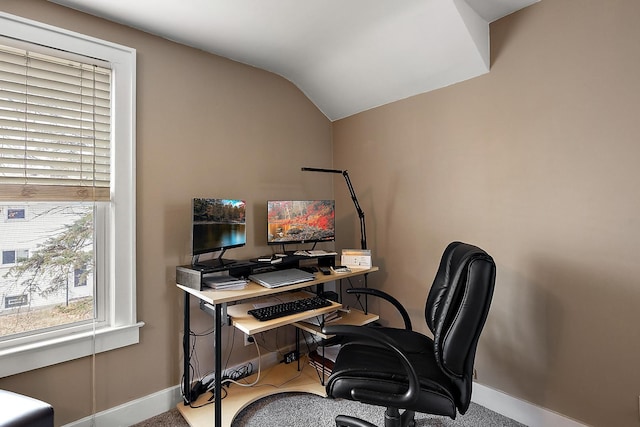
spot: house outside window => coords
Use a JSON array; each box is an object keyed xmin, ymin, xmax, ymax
[
  {"xmin": 0, "ymin": 12, "xmax": 139, "ymax": 377},
  {"xmin": 1, "ymin": 204, "xmax": 95, "ymax": 332}
]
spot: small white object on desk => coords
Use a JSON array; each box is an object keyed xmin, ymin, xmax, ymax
[{"xmin": 341, "ymin": 249, "xmax": 372, "ymax": 268}]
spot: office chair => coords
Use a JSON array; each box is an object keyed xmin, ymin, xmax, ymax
[{"xmin": 322, "ymin": 241, "xmax": 496, "ymax": 427}]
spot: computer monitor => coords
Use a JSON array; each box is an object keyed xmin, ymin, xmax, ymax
[
  {"xmin": 191, "ymin": 198, "xmax": 246, "ymax": 267},
  {"xmin": 267, "ymin": 200, "xmax": 335, "ymax": 247}
]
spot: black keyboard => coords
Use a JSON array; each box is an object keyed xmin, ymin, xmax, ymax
[{"xmin": 248, "ymin": 296, "xmax": 333, "ymax": 321}]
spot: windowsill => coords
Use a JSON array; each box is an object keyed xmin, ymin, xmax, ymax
[{"xmin": 0, "ymin": 321, "xmax": 144, "ymax": 378}]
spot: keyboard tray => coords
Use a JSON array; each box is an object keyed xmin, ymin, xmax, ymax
[
  {"xmin": 248, "ymin": 296, "xmax": 332, "ymax": 321},
  {"xmin": 227, "ymin": 291, "xmax": 341, "ymax": 335}
]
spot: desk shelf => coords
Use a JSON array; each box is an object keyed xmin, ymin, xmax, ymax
[
  {"xmin": 177, "ymin": 267, "xmax": 378, "ymax": 306},
  {"xmin": 293, "ymin": 308, "xmax": 379, "ymax": 339}
]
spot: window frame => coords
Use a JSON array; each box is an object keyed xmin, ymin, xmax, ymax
[{"xmin": 0, "ymin": 11, "xmax": 140, "ymax": 378}]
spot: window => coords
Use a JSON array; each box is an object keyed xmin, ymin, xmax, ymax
[
  {"xmin": 0, "ymin": 12, "xmax": 139, "ymax": 377},
  {"xmin": 6, "ymin": 208, "xmax": 25, "ymax": 220},
  {"xmin": 1, "ymin": 249, "xmax": 27, "ymax": 265},
  {"xmin": 2, "ymin": 250, "xmax": 15, "ymax": 265},
  {"xmin": 15, "ymin": 248, "xmax": 27, "ymax": 262},
  {"xmin": 74, "ymin": 265, "xmax": 88, "ymax": 287}
]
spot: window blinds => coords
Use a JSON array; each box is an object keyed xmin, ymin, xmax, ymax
[{"xmin": 0, "ymin": 44, "xmax": 111, "ymax": 201}]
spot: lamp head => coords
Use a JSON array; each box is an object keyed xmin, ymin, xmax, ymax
[{"xmin": 301, "ymin": 167, "xmax": 344, "ymax": 174}]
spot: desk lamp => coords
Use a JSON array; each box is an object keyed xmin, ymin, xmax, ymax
[
  {"xmin": 301, "ymin": 167, "xmax": 367, "ymax": 250},
  {"xmin": 301, "ymin": 167, "xmax": 369, "ymax": 312}
]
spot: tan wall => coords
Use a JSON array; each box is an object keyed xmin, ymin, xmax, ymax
[
  {"xmin": 0, "ymin": 0, "xmax": 332, "ymax": 424},
  {"xmin": 333, "ymin": 1, "xmax": 640, "ymax": 426}
]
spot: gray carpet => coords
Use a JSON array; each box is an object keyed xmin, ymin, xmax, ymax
[{"xmin": 133, "ymin": 392, "xmax": 525, "ymax": 426}]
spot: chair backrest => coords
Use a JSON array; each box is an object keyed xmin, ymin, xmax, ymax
[{"xmin": 424, "ymin": 241, "xmax": 496, "ymax": 414}]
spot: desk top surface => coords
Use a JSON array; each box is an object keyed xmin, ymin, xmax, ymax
[{"xmin": 177, "ymin": 266, "xmax": 378, "ymax": 305}]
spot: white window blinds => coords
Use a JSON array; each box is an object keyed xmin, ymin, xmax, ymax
[{"xmin": 0, "ymin": 43, "xmax": 111, "ymax": 201}]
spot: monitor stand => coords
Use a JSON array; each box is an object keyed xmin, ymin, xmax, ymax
[{"xmin": 191, "ymin": 251, "xmax": 237, "ymax": 270}]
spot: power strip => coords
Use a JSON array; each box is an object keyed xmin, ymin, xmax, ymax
[
  {"xmin": 189, "ymin": 380, "xmax": 208, "ymax": 401},
  {"xmin": 284, "ymin": 351, "xmax": 299, "ymax": 364}
]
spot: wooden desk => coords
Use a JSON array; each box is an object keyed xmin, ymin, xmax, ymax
[{"xmin": 176, "ymin": 266, "xmax": 378, "ymax": 427}]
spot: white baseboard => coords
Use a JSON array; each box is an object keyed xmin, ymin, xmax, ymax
[
  {"xmin": 63, "ymin": 385, "xmax": 183, "ymax": 427},
  {"xmin": 472, "ymin": 382, "xmax": 589, "ymax": 427},
  {"xmin": 64, "ymin": 353, "xmax": 588, "ymax": 427},
  {"xmin": 62, "ymin": 350, "xmax": 282, "ymax": 427}
]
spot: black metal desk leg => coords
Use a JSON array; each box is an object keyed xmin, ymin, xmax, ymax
[
  {"xmin": 214, "ymin": 303, "xmax": 222, "ymax": 427},
  {"xmin": 296, "ymin": 327, "xmax": 300, "ymax": 371},
  {"xmin": 183, "ymin": 292, "xmax": 191, "ymax": 405}
]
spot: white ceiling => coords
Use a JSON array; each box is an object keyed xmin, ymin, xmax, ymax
[{"xmin": 50, "ymin": 0, "xmax": 539, "ymax": 121}]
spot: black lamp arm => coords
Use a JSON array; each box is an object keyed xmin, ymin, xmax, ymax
[
  {"xmin": 341, "ymin": 170, "xmax": 366, "ymax": 250},
  {"xmin": 301, "ymin": 167, "xmax": 367, "ymax": 250}
]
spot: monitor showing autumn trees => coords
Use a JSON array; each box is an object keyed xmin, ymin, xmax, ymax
[{"xmin": 267, "ymin": 200, "xmax": 335, "ymax": 245}]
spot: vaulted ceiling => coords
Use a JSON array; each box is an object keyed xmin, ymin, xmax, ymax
[{"xmin": 51, "ymin": 0, "xmax": 539, "ymax": 121}]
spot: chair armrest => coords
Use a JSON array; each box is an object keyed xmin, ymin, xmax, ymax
[
  {"xmin": 322, "ymin": 324, "xmax": 420, "ymax": 407},
  {"xmin": 346, "ymin": 288, "xmax": 412, "ymax": 330}
]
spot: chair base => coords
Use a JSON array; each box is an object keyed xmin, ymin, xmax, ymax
[
  {"xmin": 335, "ymin": 408, "xmax": 416, "ymax": 427},
  {"xmin": 336, "ymin": 415, "xmax": 377, "ymax": 427}
]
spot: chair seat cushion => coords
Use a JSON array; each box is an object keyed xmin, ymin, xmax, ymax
[
  {"xmin": 0, "ymin": 390, "xmax": 54, "ymax": 427},
  {"xmin": 326, "ymin": 338, "xmax": 458, "ymax": 418},
  {"xmin": 340, "ymin": 327, "xmax": 434, "ymax": 354},
  {"xmin": 369, "ymin": 327, "xmax": 435, "ymax": 354}
]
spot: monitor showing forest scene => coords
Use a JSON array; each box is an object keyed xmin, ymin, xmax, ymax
[{"xmin": 192, "ymin": 198, "xmax": 246, "ymax": 256}]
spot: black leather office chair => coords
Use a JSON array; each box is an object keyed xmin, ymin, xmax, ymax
[{"xmin": 322, "ymin": 241, "xmax": 496, "ymax": 427}]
